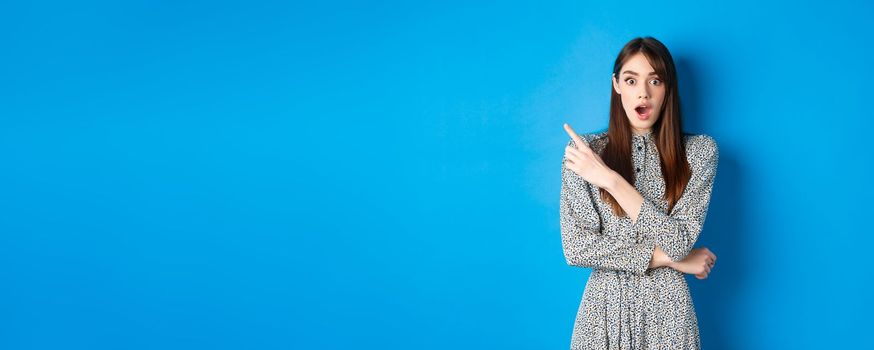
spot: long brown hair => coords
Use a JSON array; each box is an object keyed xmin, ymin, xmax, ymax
[{"xmin": 600, "ymin": 36, "xmax": 691, "ymax": 216}]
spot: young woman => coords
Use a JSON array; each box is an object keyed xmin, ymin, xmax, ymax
[{"xmin": 560, "ymin": 37, "xmax": 719, "ymax": 349}]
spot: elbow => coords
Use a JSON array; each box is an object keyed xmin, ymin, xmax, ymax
[
  {"xmin": 565, "ymin": 255, "xmax": 579, "ymax": 267},
  {"xmin": 563, "ymin": 250, "xmax": 592, "ymax": 268},
  {"xmin": 566, "ymin": 258, "xmax": 588, "ymax": 268},
  {"xmin": 562, "ymin": 250, "xmax": 576, "ymax": 266}
]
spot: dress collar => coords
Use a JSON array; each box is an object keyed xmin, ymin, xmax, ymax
[{"xmin": 632, "ymin": 130, "xmax": 653, "ymax": 143}]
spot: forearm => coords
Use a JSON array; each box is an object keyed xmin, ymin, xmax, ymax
[
  {"xmin": 648, "ymin": 245, "xmax": 677, "ymax": 269},
  {"xmin": 605, "ymin": 171, "xmax": 645, "ymax": 224},
  {"xmin": 608, "ymin": 173, "xmax": 683, "ymax": 266}
]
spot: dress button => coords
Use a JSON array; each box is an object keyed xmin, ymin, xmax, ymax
[
  {"xmin": 636, "ymin": 167, "xmax": 640, "ymax": 172},
  {"xmin": 637, "ymin": 146, "xmax": 642, "ymax": 151}
]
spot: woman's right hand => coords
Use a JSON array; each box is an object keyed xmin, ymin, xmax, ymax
[
  {"xmin": 563, "ymin": 123, "xmax": 619, "ymax": 190},
  {"xmin": 671, "ymin": 247, "xmax": 717, "ymax": 279}
]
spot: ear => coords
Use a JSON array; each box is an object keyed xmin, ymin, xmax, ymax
[{"xmin": 612, "ymin": 73, "xmax": 621, "ymax": 95}]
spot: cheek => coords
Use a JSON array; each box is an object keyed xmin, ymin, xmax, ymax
[
  {"xmin": 653, "ymin": 91, "xmax": 666, "ymax": 109},
  {"xmin": 622, "ymin": 94, "xmax": 635, "ymax": 109}
]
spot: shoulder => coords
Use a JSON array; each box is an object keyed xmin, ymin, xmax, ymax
[{"xmin": 683, "ymin": 133, "xmax": 719, "ymax": 165}]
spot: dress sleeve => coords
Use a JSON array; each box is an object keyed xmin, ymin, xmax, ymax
[
  {"xmin": 629, "ymin": 135, "xmax": 719, "ymax": 262},
  {"xmin": 560, "ymin": 138, "xmax": 656, "ymax": 276}
]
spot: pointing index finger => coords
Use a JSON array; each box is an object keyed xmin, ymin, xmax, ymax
[{"xmin": 563, "ymin": 123, "xmax": 588, "ymax": 150}]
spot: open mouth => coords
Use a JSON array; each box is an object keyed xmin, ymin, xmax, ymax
[{"xmin": 634, "ymin": 105, "xmax": 652, "ymax": 120}]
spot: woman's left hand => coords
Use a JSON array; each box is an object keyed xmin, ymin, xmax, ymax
[
  {"xmin": 563, "ymin": 123, "xmax": 618, "ymax": 190},
  {"xmin": 671, "ymin": 247, "xmax": 717, "ymax": 279}
]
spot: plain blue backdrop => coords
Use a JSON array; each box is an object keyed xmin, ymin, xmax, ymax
[{"xmin": 2, "ymin": 1, "xmax": 872, "ymax": 349}]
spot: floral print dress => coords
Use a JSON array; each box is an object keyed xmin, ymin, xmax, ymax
[{"xmin": 559, "ymin": 129, "xmax": 719, "ymax": 350}]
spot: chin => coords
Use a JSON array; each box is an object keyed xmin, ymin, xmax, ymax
[{"xmin": 630, "ymin": 119, "xmax": 658, "ymax": 131}]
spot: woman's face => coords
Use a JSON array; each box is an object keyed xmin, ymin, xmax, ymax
[{"xmin": 612, "ymin": 52, "xmax": 666, "ymax": 135}]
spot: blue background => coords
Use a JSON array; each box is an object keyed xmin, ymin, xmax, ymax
[{"xmin": 2, "ymin": 1, "xmax": 872, "ymax": 349}]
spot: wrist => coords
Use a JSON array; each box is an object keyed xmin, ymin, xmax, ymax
[
  {"xmin": 651, "ymin": 245, "xmax": 674, "ymax": 268},
  {"xmin": 605, "ymin": 170, "xmax": 621, "ymax": 192}
]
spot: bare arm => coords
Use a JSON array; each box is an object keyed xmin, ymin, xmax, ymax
[
  {"xmin": 649, "ymin": 245, "xmax": 674, "ymax": 269},
  {"xmin": 605, "ymin": 175, "xmax": 677, "ymax": 269},
  {"xmin": 604, "ymin": 172, "xmax": 645, "ymax": 225}
]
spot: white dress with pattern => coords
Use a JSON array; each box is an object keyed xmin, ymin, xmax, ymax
[{"xmin": 560, "ymin": 130, "xmax": 719, "ymax": 350}]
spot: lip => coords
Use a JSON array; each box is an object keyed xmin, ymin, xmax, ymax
[{"xmin": 634, "ymin": 102, "xmax": 653, "ymax": 120}]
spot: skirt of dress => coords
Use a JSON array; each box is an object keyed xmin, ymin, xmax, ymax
[{"xmin": 570, "ymin": 267, "xmax": 700, "ymax": 350}]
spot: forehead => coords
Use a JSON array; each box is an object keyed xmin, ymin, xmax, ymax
[{"xmin": 620, "ymin": 53, "xmax": 656, "ymax": 75}]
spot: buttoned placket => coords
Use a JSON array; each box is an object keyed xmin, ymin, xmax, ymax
[
  {"xmin": 632, "ymin": 133, "xmax": 649, "ymax": 179},
  {"xmin": 629, "ymin": 133, "xmax": 650, "ymax": 244}
]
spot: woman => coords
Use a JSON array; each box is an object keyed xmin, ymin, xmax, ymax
[{"xmin": 560, "ymin": 36, "xmax": 719, "ymax": 350}]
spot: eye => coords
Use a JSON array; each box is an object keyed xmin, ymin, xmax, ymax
[
  {"xmin": 650, "ymin": 79, "xmax": 662, "ymax": 86},
  {"xmin": 624, "ymin": 78, "xmax": 635, "ymax": 85}
]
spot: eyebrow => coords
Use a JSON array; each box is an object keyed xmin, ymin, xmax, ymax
[{"xmin": 621, "ymin": 70, "xmax": 658, "ymax": 76}]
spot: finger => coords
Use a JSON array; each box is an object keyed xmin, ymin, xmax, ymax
[
  {"xmin": 564, "ymin": 147, "xmax": 582, "ymax": 163},
  {"xmin": 563, "ymin": 158, "xmax": 576, "ymax": 171},
  {"xmin": 563, "ymin": 156, "xmax": 578, "ymax": 172},
  {"xmin": 563, "ymin": 123, "xmax": 590, "ymax": 150},
  {"xmin": 566, "ymin": 145, "xmax": 587, "ymax": 161}
]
